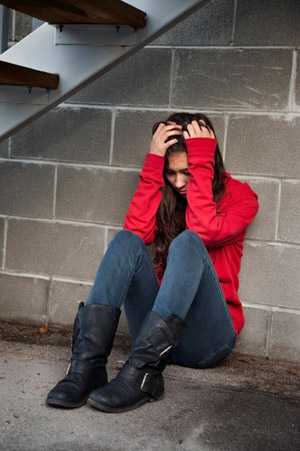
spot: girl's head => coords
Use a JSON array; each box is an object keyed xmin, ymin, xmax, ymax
[
  {"xmin": 152, "ymin": 112, "xmax": 222, "ymax": 197},
  {"xmin": 151, "ymin": 112, "xmax": 227, "ymax": 277}
]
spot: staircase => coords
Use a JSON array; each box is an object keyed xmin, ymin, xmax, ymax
[{"xmin": 0, "ymin": 0, "xmax": 209, "ymax": 141}]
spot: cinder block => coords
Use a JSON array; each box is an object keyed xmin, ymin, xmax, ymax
[
  {"xmin": 6, "ymin": 219, "xmax": 105, "ymax": 280},
  {"xmin": 68, "ymin": 49, "xmax": 171, "ymax": 107},
  {"xmin": 113, "ymin": 110, "xmax": 168, "ymax": 168},
  {"xmin": 278, "ymin": 181, "xmax": 300, "ymax": 243},
  {"xmin": 107, "ymin": 227, "xmax": 154, "ymax": 260},
  {"xmin": 239, "ymin": 241, "xmax": 300, "ymax": 310},
  {"xmin": 49, "ymin": 280, "xmax": 91, "ymax": 326},
  {"xmin": 56, "ymin": 166, "xmax": 138, "ymax": 225},
  {"xmin": 113, "ymin": 110, "xmax": 225, "ymax": 168},
  {"xmin": 0, "ymin": 140, "xmax": 8, "ymax": 158},
  {"xmin": 107, "ymin": 228, "xmax": 121, "ymax": 246},
  {"xmin": 11, "ymin": 107, "xmax": 111, "ymax": 164},
  {"xmin": 234, "ymin": 178, "xmax": 279, "ymax": 241},
  {"xmin": 208, "ymin": 116, "xmax": 225, "ymax": 154},
  {"xmin": 153, "ymin": 0, "xmax": 234, "ymax": 46},
  {"xmin": 48, "ymin": 277, "xmax": 129, "ymax": 336},
  {"xmin": 13, "ymin": 12, "xmax": 32, "ymax": 41},
  {"xmin": 0, "ymin": 273, "xmax": 48, "ymax": 323},
  {"xmin": 0, "ymin": 161, "xmax": 54, "ymax": 218},
  {"xmin": 172, "ymin": 49, "xmax": 292, "ymax": 111},
  {"xmin": 235, "ymin": 306, "xmax": 270, "ymax": 357},
  {"xmin": 226, "ymin": 115, "xmax": 300, "ymax": 177},
  {"xmin": 234, "ymin": 0, "xmax": 300, "ymax": 46},
  {"xmin": 296, "ymin": 62, "xmax": 300, "ymax": 110},
  {"xmin": 269, "ymin": 311, "xmax": 300, "ymax": 362},
  {"xmin": 0, "ymin": 218, "xmax": 4, "ymax": 266}
]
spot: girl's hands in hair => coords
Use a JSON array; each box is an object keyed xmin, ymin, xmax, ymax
[
  {"xmin": 149, "ymin": 121, "xmax": 182, "ymax": 157},
  {"xmin": 183, "ymin": 119, "xmax": 215, "ymax": 140}
]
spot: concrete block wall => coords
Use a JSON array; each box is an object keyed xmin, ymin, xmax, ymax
[{"xmin": 1, "ymin": 0, "xmax": 300, "ymax": 363}]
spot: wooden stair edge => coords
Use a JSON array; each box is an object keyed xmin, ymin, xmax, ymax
[
  {"xmin": 0, "ymin": 0, "xmax": 147, "ymax": 28},
  {"xmin": 0, "ymin": 60, "xmax": 59, "ymax": 89}
]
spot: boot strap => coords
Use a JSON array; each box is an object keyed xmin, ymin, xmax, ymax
[{"xmin": 140, "ymin": 371, "xmax": 163, "ymax": 399}]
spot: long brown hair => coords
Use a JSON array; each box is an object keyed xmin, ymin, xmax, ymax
[{"xmin": 151, "ymin": 112, "xmax": 227, "ymax": 280}]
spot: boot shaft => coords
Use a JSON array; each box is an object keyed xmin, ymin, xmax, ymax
[
  {"xmin": 70, "ymin": 302, "xmax": 121, "ymax": 369},
  {"xmin": 129, "ymin": 310, "xmax": 185, "ymax": 370}
]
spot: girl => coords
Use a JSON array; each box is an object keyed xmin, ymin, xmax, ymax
[{"xmin": 46, "ymin": 112, "xmax": 259, "ymax": 413}]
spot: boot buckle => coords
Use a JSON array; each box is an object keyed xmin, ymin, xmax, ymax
[
  {"xmin": 159, "ymin": 345, "xmax": 172, "ymax": 357},
  {"xmin": 65, "ymin": 361, "xmax": 71, "ymax": 376},
  {"xmin": 140, "ymin": 372, "xmax": 150, "ymax": 391},
  {"xmin": 140, "ymin": 371, "xmax": 164, "ymax": 400}
]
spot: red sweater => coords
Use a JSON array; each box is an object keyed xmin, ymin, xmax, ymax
[{"xmin": 123, "ymin": 137, "xmax": 259, "ymax": 336}]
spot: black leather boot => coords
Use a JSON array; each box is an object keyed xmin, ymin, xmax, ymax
[
  {"xmin": 46, "ymin": 302, "xmax": 121, "ymax": 408},
  {"xmin": 87, "ymin": 310, "xmax": 185, "ymax": 413}
]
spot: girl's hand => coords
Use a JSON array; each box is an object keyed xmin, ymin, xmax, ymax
[
  {"xmin": 149, "ymin": 122, "xmax": 182, "ymax": 157},
  {"xmin": 183, "ymin": 119, "xmax": 215, "ymax": 140}
]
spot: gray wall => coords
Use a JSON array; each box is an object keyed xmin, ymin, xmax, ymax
[{"xmin": 1, "ymin": 0, "xmax": 300, "ymax": 363}]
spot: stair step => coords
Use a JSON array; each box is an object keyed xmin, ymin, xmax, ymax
[
  {"xmin": 0, "ymin": 61, "xmax": 59, "ymax": 89},
  {"xmin": 0, "ymin": 0, "xmax": 204, "ymax": 141},
  {"xmin": 0, "ymin": 0, "xmax": 147, "ymax": 28}
]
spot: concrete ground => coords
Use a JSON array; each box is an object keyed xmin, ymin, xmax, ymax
[{"xmin": 0, "ymin": 335, "xmax": 300, "ymax": 451}]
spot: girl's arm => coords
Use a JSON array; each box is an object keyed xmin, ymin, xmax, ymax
[
  {"xmin": 123, "ymin": 122, "xmax": 182, "ymax": 245},
  {"xmin": 185, "ymin": 136, "xmax": 259, "ymax": 248},
  {"xmin": 123, "ymin": 152, "xmax": 164, "ymax": 245}
]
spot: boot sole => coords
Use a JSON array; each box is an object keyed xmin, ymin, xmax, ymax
[
  {"xmin": 87, "ymin": 393, "xmax": 164, "ymax": 413},
  {"xmin": 46, "ymin": 397, "xmax": 88, "ymax": 409}
]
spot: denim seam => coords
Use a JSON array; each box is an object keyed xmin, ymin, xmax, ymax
[{"xmin": 205, "ymin": 262, "xmax": 236, "ymax": 335}]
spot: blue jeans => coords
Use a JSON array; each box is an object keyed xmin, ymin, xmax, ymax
[{"xmin": 86, "ymin": 229, "xmax": 237, "ymax": 368}]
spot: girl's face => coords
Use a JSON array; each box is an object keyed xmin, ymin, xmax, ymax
[{"xmin": 165, "ymin": 152, "xmax": 190, "ymax": 196}]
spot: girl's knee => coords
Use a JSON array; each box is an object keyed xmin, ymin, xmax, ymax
[
  {"xmin": 169, "ymin": 229, "xmax": 206, "ymax": 253},
  {"xmin": 108, "ymin": 233, "xmax": 147, "ymax": 253},
  {"xmin": 111, "ymin": 229, "xmax": 146, "ymax": 249}
]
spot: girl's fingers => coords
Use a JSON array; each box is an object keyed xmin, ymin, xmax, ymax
[
  {"xmin": 184, "ymin": 120, "xmax": 216, "ymax": 138},
  {"xmin": 163, "ymin": 130, "xmax": 182, "ymax": 137},
  {"xmin": 191, "ymin": 120, "xmax": 202, "ymax": 135},
  {"xmin": 198, "ymin": 119, "xmax": 215, "ymax": 137},
  {"xmin": 155, "ymin": 122, "xmax": 176, "ymax": 132},
  {"xmin": 164, "ymin": 138, "xmax": 178, "ymax": 148},
  {"xmin": 163, "ymin": 124, "xmax": 182, "ymax": 130},
  {"xmin": 158, "ymin": 118, "xmax": 216, "ymax": 142},
  {"xmin": 157, "ymin": 123, "xmax": 182, "ymax": 138},
  {"xmin": 156, "ymin": 120, "xmax": 217, "ymax": 142},
  {"xmin": 154, "ymin": 123, "xmax": 165, "ymax": 136},
  {"xmin": 199, "ymin": 127, "xmax": 210, "ymax": 137},
  {"xmin": 187, "ymin": 123, "xmax": 197, "ymax": 137},
  {"xmin": 209, "ymin": 127, "xmax": 215, "ymax": 138},
  {"xmin": 205, "ymin": 127, "xmax": 215, "ymax": 138},
  {"xmin": 194, "ymin": 119, "xmax": 211, "ymax": 137}
]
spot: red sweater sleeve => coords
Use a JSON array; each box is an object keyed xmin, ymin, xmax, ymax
[
  {"xmin": 123, "ymin": 152, "xmax": 165, "ymax": 245},
  {"xmin": 185, "ymin": 137, "xmax": 259, "ymax": 248}
]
